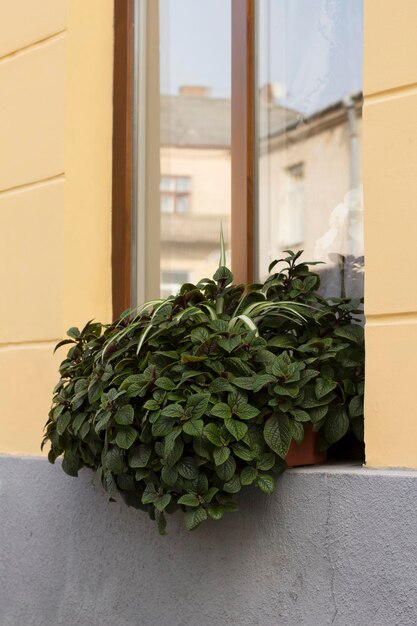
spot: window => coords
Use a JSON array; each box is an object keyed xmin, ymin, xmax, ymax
[
  {"xmin": 112, "ymin": 0, "xmax": 363, "ymax": 313},
  {"xmin": 160, "ymin": 269, "xmax": 190, "ymax": 298},
  {"xmin": 160, "ymin": 176, "xmax": 191, "ymax": 215},
  {"xmin": 281, "ymin": 163, "xmax": 305, "ymax": 247}
]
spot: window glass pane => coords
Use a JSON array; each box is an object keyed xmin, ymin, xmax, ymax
[
  {"xmin": 161, "ymin": 194, "xmax": 175, "ymax": 214},
  {"xmin": 256, "ymin": 0, "xmax": 364, "ymax": 299},
  {"xmin": 160, "ymin": 269, "xmax": 190, "ymax": 298},
  {"xmin": 176, "ymin": 194, "xmax": 189, "ymax": 215},
  {"xmin": 176, "ymin": 177, "xmax": 191, "ymax": 192},
  {"xmin": 137, "ymin": 0, "xmax": 231, "ymax": 299},
  {"xmin": 160, "ymin": 176, "xmax": 175, "ymax": 192}
]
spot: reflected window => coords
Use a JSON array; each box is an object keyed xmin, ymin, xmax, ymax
[
  {"xmin": 281, "ymin": 163, "xmax": 305, "ymax": 247},
  {"xmin": 161, "ymin": 269, "xmax": 190, "ymax": 298},
  {"xmin": 160, "ymin": 176, "xmax": 191, "ymax": 215}
]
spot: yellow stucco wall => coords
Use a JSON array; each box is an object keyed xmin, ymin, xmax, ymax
[
  {"xmin": 0, "ymin": 0, "xmax": 113, "ymax": 455},
  {"xmin": 363, "ymin": 0, "xmax": 417, "ymax": 467}
]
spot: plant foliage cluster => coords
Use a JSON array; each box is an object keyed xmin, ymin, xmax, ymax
[{"xmin": 42, "ymin": 252, "xmax": 364, "ymax": 533}]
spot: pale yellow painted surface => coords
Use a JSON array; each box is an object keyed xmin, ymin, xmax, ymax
[
  {"xmin": 0, "ymin": 0, "xmax": 113, "ymax": 455},
  {"xmin": 365, "ymin": 320, "xmax": 417, "ymax": 468},
  {"xmin": 363, "ymin": 92, "xmax": 417, "ymax": 316},
  {"xmin": 364, "ymin": 0, "xmax": 417, "ymax": 467},
  {"xmin": 0, "ymin": 179, "xmax": 64, "ymax": 343},
  {"xmin": 0, "ymin": 35, "xmax": 65, "ymax": 190},
  {"xmin": 0, "ymin": 1, "xmax": 66, "ymax": 58},
  {"xmin": 364, "ymin": 0, "xmax": 417, "ymax": 96},
  {"xmin": 0, "ymin": 344, "xmax": 61, "ymax": 455},
  {"xmin": 63, "ymin": 0, "xmax": 113, "ymax": 330}
]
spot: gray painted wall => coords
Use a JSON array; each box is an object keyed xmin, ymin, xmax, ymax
[{"xmin": 1, "ymin": 456, "xmax": 416, "ymax": 626}]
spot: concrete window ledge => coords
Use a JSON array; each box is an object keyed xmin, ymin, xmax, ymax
[{"xmin": 1, "ymin": 455, "xmax": 416, "ymax": 626}]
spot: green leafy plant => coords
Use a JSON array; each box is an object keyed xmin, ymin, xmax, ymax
[{"xmin": 42, "ymin": 251, "xmax": 364, "ymax": 534}]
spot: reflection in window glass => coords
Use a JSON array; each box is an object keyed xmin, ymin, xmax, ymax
[
  {"xmin": 281, "ymin": 163, "xmax": 305, "ymax": 247},
  {"xmin": 160, "ymin": 176, "xmax": 191, "ymax": 215},
  {"xmin": 159, "ymin": 0, "xmax": 231, "ymax": 296},
  {"xmin": 160, "ymin": 269, "xmax": 190, "ymax": 299},
  {"xmin": 256, "ymin": 0, "xmax": 364, "ymax": 298}
]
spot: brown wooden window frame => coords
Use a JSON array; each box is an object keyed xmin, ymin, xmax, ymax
[{"xmin": 112, "ymin": 0, "xmax": 255, "ymax": 319}]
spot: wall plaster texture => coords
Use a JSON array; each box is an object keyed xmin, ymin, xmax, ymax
[{"xmin": 1, "ymin": 456, "xmax": 416, "ymax": 626}]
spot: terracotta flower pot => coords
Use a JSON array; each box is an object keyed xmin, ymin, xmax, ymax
[{"xmin": 285, "ymin": 424, "xmax": 327, "ymax": 468}]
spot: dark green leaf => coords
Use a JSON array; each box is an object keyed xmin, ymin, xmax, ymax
[
  {"xmin": 72, "ymin": 412, "xmax": 87, "ymax": 433},
  {"xmin": 209, "ymin": 378, "xmax": 234, "ymax": 394},
  {"xmin": 267, "ymin": 335, "xmax": 296, "ymax": 349},
  {"xmin": 256, "ymin": 453, "xmax": 275, "ymax": 471},
  {"xmin": 289, "ymin": 408, "xmax": 310, "ymax": 423},
  {"xmin": 208, "ymin": 505, "xmax": 224, "ymax": 521},
  {"xmin": 223, "ymin": 475, "xmax": 241, "ymax": 493},
  {"xmin": 128, "ymin": 444, "xmax": 151, "ymax": 468},
  {"xmin": 213, "ymin": 446, "xmax": 230, "ymax": 466},
  {"xmin": 155, "ymin": 377, "xmax": 176, "ymax": 390},
  {"xmin": 56, "ymin": 411, "xmax": 71, "ymax": 436},
  {"xmin": 162, "ymin": 427, "xmax": 182, "ymax": 456},
  {"xmin": 115, "ymin": 427, "xmax": 137, "ymax": 449},
  {"xmin": 177, "ymin": 458, "xmax": 198, "ymax": 480},
  {"xmin": 142, "ymin": 484, "xmax": 157, "ymax": 505},
  {"xmin": 236, "ymin": 404, "xmax": 260, "ymax": 420},
  {"xmin": 79, "ymin": 422, "xmax": 90, "ymax": 440},
  {"xmin": 67, "ymin": 326, "xmax": 80, "ymax": 339},
  {"xmin": 161, "ymin": 465, "xmax": 178, "ymax": 486},
  {"xmin": 103, "ymin": 447, "xmax": 125, "ymax": 475},
  {"xmin": 177, "ymin": 493, "xmax": 200, "ymax": 507},
  {"xmin": 62, "ymin": 450, "xmax": 79, "ymax": 477},
  {"xmin": 334, "ymin": 325, "xmax": 364, "ymax": 344},
  {"xmin": 324, "ymin": 407, "xmax": 349, "ymax": 443},
  {"xmin": 349, "ymin": 395, "xmax": 363, "ymax": 418},
  {"xmin": 164, "ymin": 438, "xmax": 184, "ymax": 467},
  {"xmin": 289, "ymin": 420, "xmax": 304, "ymax": 443},
  {"xmin": 155, "ymin": 493, "xmax": 172, "ymax": 512},
  {"xmin": 182, "ymin": 419, "xmax": 204, "ymax": 437},
  {"xmin": 152, "ymin": 415, "xmax": 175, "ymax": 437},
  {"xmin": 88, "ymin": 381, "xmax": 104, "ymax": 404},
  {"xmin": 256, "ymin": 474, "xmax": 275, "ymax": 495},
  {"xmin": 232, "ymin": 442, "xmax": 256, "ymax": 462},
  {"xmin": 184, "ymin": 506, "xmax": 207, "ymax": 530},
  {"xmin": 156, "ymin": 510, "xmax": 167, "ymax": 536},
  {"xmin": 309, "ymin": 405, "xmax": 328, "ymax": 423},
  {"xmin": 211, "ymin": 402, "xmax": 232, "ymax": 420},
  {"xmin": 264, "ymin": 414, "xmax": 291, "ymax": 458},
  {"xmin": 95, "ymin": 410, "xmax": 112, "ymax": 433},
  {"xmin": 114, "ymin": 404, "xmax": 134, "ymax": 425},
  {"xmin": 240, "ymin": 466, "xmax": 257, "ymax": 485},
  {"xmin": 215, "ymin": 456, "xmax": 236, "ymax": 482},
  {"xmin": 161, "ymin": 404, "xmax": 185, "ymax": 419},
  {"xmin": 218, "ymin": 336, "xmax": 242, "ymax": 353},
  {"xmin": 186, "ymin": 393, "xmax": 210, "ymax": 419},
  {"xmin": 143, "ymin": 399, "xmax": 159, "ymax": 410},
  {"xmin": 224, "ymin": 418, "xmax": 248, "ymax": 441},
  {"xmin": 315, "ymin": 378, "xmax": 337, "ymax": 399},
  {"xmin": 135, "ymin": 468, "xmax": 150, "ymax": 481},
  {"xmin": 232, "ymin": 374, "xmax": 275, "ymax": 392}
]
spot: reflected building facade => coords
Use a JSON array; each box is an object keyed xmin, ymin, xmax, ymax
[{"xmin": 159, "ymin": 86, "xmax": 363, "ymax": 298}]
